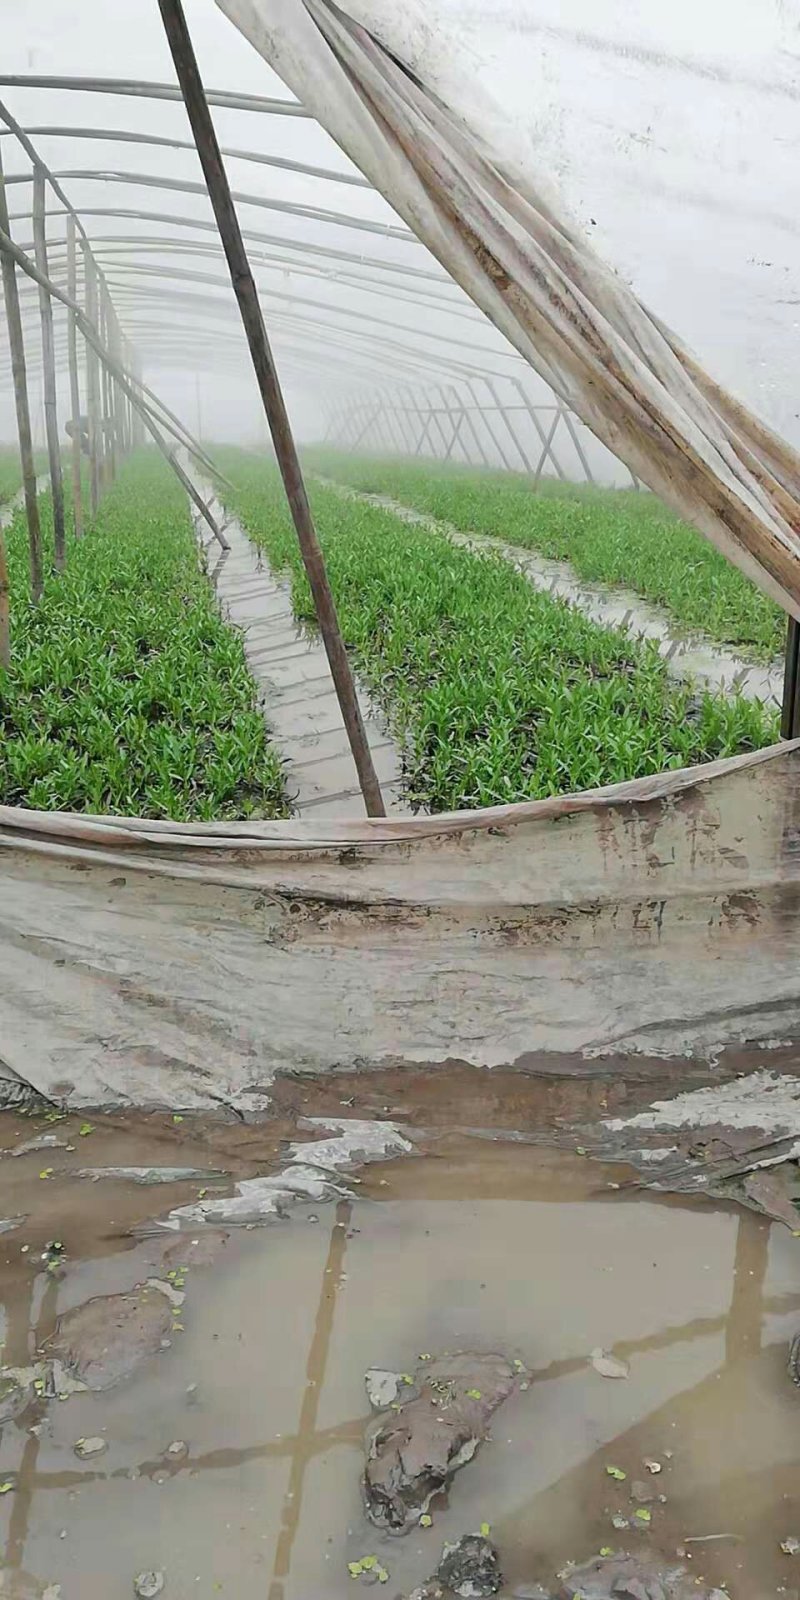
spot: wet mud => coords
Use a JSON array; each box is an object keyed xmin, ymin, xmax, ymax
[{"xmin": 0, "ymin": 1078, "xmax": 794, "ymax": 1599}]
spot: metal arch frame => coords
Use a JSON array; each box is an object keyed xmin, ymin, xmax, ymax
[
  {"xmin": 0, "ymin": 73, "xmax": 311, "ymax": 118},
  {"xmin": 2, "ymin": 169, "xmax": 416, "ymax": 245},
  {"xmin": 0, "ymin": 85, "xmax": 598, "ymax": 486},
  {"xmin": 0, "ymin": 124, "xmax": 370, "ymax": 189}
]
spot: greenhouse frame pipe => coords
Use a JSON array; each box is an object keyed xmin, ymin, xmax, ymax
[
  {"xmin": 83, "ymin": 245, "xmax": 104, "ymax": 510},
  {"xmin": 86, "ymin": 258, "xmax": 523, "ymax": 367},
  {"xmin": 0, "ymin": 104, "xmax": 227, "ymax": 489},
  {"xmin": 483, "ymin": 375, "xmax": 535, "ymax": 474},
  {"xmin": 14, "ymin": 279, "xmax": 508, "ymax": 394},
  {"xmin": 510, "ymin": 377, "xmax": 567, "ymax": 481},
  {"xmin": 0, "ymin": 140, "xmax": 43, "ymax": 603},
  {"xmin": 0, "ymin": 222, "xmax": 227, "ymax": 546},
  {"xmin": 32, "ymin": 166, "xmax": 66, "ymax": 567},
  {"xmin": 14, "ymin": 207, "xmax": 456, "ymax": 288},
  {"xmin": 3, "ymin": 169, "xmax": 416, "ymax": 245},
  {"xmin": 31, "ymin": 236, "xmax": 483, "ymax": 325},
  {"xmin": 66, "ymin": 216, "xmax": 84, "ymax": 537},
  {"xmin": 0, "ymin": 124, "xmax": 371, "ymax": 189},
  {"xmin": 158, "ymin": 0, "xmax": 385, "ymax": 819},
  {"xmin": 0, "ymin": 73, "xmax": 310, "ymax": 118}
]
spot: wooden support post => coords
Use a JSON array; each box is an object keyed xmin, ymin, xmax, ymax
[
  {"xmin": 82, "ymin": 243, "xmax": 102, "ymax": 514},
  {"xmin": 32, "ymin": 167, "xmax": 66, "ymax": 570},
  {"xmin": 0, "ymin": 145, "xmax": 43, "ymax": 601},
  {"xmin": 781, "ymin": 618, "xmax": 800, "ymax": 740},
  {"xmin": 158, "ymin": 0, "xmax": 385, "ymax": 818},
  {"xmin": 66, "ymin": 216, "xmax": 84, "ymax": 537}
]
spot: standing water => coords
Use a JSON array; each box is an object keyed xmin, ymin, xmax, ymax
[{"xmin": 0, "ymin": 1115, "xmax": 795, "ymax": 1600}]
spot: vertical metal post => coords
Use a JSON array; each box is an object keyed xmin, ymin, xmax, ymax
[
  {"xmin": 98, "ymin": 290, "xmax": 116, "ymax": 484},
  {"xmin": 66, "ymin": 216, "xmax": 84, "ymax": 537},
  {"xmin": 158, "ymin": 0, "xmax": 385, "ymax": 818},
  {"xmin": 82, "ymin": 243, "xmax": 102, "ymax": 514},
  {"xmin": 0, "ymin": 144, "xmax": 43, "ymax": 601},
  {"xmin": 467, "ymin": 378, "xmax": 514, "ymax": 471},
  {"xmin": 483, "ymin": 376, "xmax": 535, "ymax": 473},
  {"xmin": 533, "ymin": 408, "xmax": 563, "ymax": 488},
  {"xmin": 453, "ymin": 384, "xmax": 492, "ymax": 468},
  {"xmin": 559, "ymin": 406, "xmax": 596, "ymax": 485},
  {"xmin": 32, "ymin": 167, "xmax": 66, "ymax": 570},
  {"xmin": 511, "ymin": 378, "xmax": 567, "ymax": 482}
]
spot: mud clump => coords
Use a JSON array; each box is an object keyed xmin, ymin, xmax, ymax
[
  {"xmin": 364, "ymin": 1351, "xmax": 517, "ymax": 1533},
  {"xmin": 47, "ymin": 1284, "xmax": 173, "ymax": 1390},
  {"xmin": 437, "ymin": 1534, "xmax": 503, "ymax": 1596}
]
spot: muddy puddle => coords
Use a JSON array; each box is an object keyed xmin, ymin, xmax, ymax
[{"xmin": 0, "ymin": 1106, "xmax": 796, "ymax": 1599}]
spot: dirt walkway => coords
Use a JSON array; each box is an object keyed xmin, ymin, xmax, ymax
[{"xmin": 188, "ymin": 474, "xmax": 405, "ymax": 817}]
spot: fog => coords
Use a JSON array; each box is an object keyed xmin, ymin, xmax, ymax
[{"xmin": 0, "ymin": 0, "xmax": 797, "ymax": 482}]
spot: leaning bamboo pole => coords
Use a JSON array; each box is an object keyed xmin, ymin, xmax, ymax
[
  {"xmin": 32, "ymin": 167, "xmax": 66, "ymax": 570},
  {"xmin": 0, "ymin": 144, "xmax": 43, "ymax": 602},
  {"xmin": 158, "ymin": 0, "xmax": 385, "ymax": 819},
  {"xmin": 65, "ymin": 216, "xmax": 84, "ymax": 537}
]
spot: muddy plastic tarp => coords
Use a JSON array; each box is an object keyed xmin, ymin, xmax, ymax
[
  {"xmin": 218, "ymin": 0, "xmax": 800, "ymax": 619},
  {"xmin": 1, "ymin": 741, "xmax": 800, "ymax": 1110}
]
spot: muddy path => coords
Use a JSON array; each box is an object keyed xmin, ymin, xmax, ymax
[{"xmin": 0, "ymin": 1069, "xmax": 796, "ymax": 1599}]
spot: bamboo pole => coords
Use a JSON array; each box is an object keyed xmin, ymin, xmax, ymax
[
  {"xmin": 0, "ymin": 145, "xmax": 43, "ymax": 601},
  {"xmin": 157, "ymin": 0, "xmax": 385, "ymax": 819},
  {"xmin": 32, "ymin": 167, "xmax": 66, "ymax": 570},
  {"xmin": 0, "ymin": 524, "xmax": 9, "ymax": 667},
  {"xmin": 66, "ymin": 217, "xmax": 84, "ymax": 537}
]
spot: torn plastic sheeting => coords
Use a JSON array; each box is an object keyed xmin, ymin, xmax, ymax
[
  {"xmin": 156, "ymin": 1118, "xmax": 411, "ymax": 1227},
  {"xmin": 598, "ymin": 1070, "xmax": 800, "ymax": 1227},
  {"xmin": 219, "ymin": 0, "xmax": 800, "ymax": 618}
]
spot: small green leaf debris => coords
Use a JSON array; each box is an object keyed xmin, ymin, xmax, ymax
[
  {"xmin": 466, "ymin": 1388, "xmax": 482, "ymax": 1400},
  {"xmin": 600, "ymin": 1548, "xmax": 613, "ymax": 1557},
  {"xmin": 400, "ymin": 1374, "xmax": 414, "ymax": 1385},
  {"xmin": 634, "ymin": 1509, "xmax": 651, "ymax": 1523},
  {"xmin": 418, "ymin": 1353, "xmax": 431, "ymax": 1361},
  {"xmin": 513, "ymin": 1359, "xmax": 525, "ymax": 1372},
  {"xmin": 576, "ymin": 1147, "xmax": 588, "ymax": 1156},
  {"xmin": 0, "ymin": 1483, "xmax": 13, "ymax": 1495},
  {"xmin": 360, "ymin": 1557, "xmax": 377, "ymax": 1571},
  {"xmin": 348, "ymin": 1562, "xmax": 363, "ymax": 1579},
  {"xmin": 197, "ymin": 1189, "xmax": 207, "ymax": 1199},
  {"xmin": 79, "ymin": 1124, "xmax": 94, "ymax": 1137},
  {"xmin": 420, "ymin": 1515, "xmax": 432, "ymax": 1528},
  {"xmin": 606, "ymin": 1467, "xmax": 626, "ymax": 1481},
  {"xmin": 480, "ymin": 1523, "xmax": 491, "ymax": 1538},
  {"xmin": 39, "ymin": 1169, "xmax": 53, "ymax": 1180},
  {"xmin": 173, "ymin": 1115, "xmax": 184, "ymax": 1124}
]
